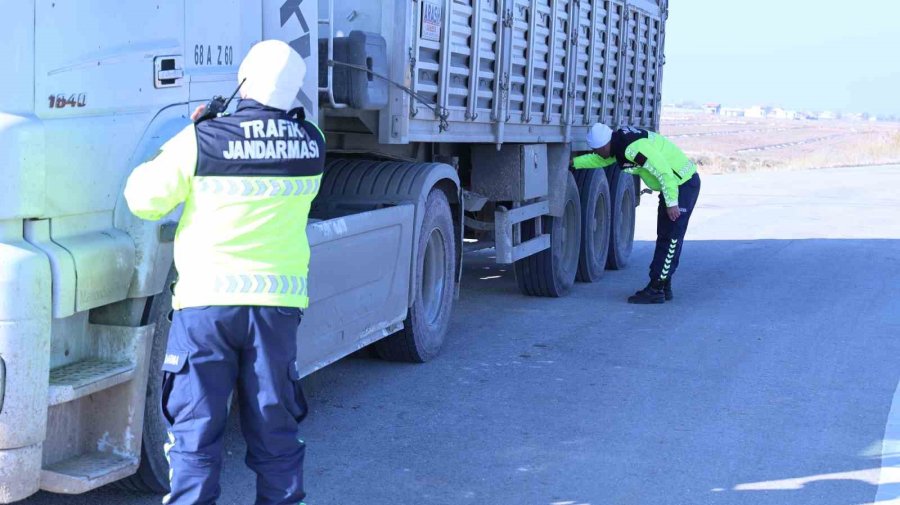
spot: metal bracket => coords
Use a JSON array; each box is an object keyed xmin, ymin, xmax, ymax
[
  {"xmin": 462, "ymin": 190, "xmax": 489, "ymax": 213},
  {"xmin": 494, "ymin": 200, "xmax": 551, "ymax": 264},
  {"xmin": 318, "ymin": 0, "xmax": 348, "ymax": 109},
  {"xmin": 503, "ymin": 8, "xmax": 514, "ymax": 27}
]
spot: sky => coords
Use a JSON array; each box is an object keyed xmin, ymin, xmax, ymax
[{"xmin": 663, "ymin": 0, "xmax": 900, "ymax": 115}]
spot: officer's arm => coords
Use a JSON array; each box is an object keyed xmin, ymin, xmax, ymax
[
  {"xmin": 572, "ymin": 153, "xmax": 616, "ymax": 170},
  {"xmin": 625, "ymin": 140, "xmax": 679, "ymax": 207},
  {"xmin": 124, "ymin": 125, "xmax": 197, "ymax": 221}
]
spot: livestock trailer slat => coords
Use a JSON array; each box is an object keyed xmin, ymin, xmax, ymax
[{"xmin": 397, "ymin": 0, "xmax": 664, "ymax": 144}]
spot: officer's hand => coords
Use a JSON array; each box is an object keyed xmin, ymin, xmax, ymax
[
  {"xmin": 667, "ymin": 205, "xmax": 681, "ymax": 221},
  {"xmin": 190, "ymin": 105, "xmax": 207, "ymax": 122}
]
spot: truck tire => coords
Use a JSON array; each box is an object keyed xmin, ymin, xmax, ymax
[
  {"xmin": 116, "ymin": 270, "xmax": 176, "ymax": 494},
  {"xmin": 574, "ymin": 169, "xmax": 611, "ymax": 283},
  {"xmin": 514, "ymin": 171, "xmax": 581, "ymax": 297},
  {"xmin": 606, "ymin": 166, "xmax": 636, "ymax": 270},
  {"xmin": 375, "ymin": 189, "xmax": 456, "ymax": 363}
]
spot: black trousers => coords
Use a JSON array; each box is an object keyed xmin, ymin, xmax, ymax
[
  {"xmin": 649, "ymin": 172, "xmax": 701, "ymax": 282},
  {"xmin": 162, "ymin": 305, "xmax": 307, "ymax": 505}
]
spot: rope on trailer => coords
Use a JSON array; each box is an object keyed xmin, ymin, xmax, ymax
[{"xmin": 329, "ymin": 60, "xmax": 451, "ymax": 132}]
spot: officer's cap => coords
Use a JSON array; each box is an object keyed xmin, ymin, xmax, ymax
[
  {"xmin": 586, "ymin": 123, "xmax": 613, "ymax": 149},
  {"xmin": 238, "ymin": 40, "xmax": 306, "ymax": 111}
]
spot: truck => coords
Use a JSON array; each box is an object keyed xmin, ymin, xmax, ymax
[{"xmin": 0, "ymin": 0, "xmax": 667, "ymax": 500}]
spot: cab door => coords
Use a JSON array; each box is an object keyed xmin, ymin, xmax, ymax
[
  {"xmin": 184, "ymin": 0, "xmax": 262, "ymax": 106},
  {"xmin": 34, "ymin": 0, "xmax": 189, "ymax": 217}
]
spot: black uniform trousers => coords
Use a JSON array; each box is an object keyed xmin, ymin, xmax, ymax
[
  {"xmin": 161, "ymin": 306, "xmax": 307, "ymax": 505},
  {"xmin": 649, "ymin": 172, "xmax": 701, "ymax": 282}
]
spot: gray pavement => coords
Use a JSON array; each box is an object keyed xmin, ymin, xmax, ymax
[{"xmin": 21, "ymin": 166, "xmax": 900, "ymax": 504}]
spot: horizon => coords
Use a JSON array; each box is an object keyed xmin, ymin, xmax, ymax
[{"xmin": 661, "ymin": 101, "xmax": 898, "ymax": 119}]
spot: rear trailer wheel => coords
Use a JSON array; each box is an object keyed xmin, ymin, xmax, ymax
[
  {"xmin": 574, "ymin": 169, "xmax": 612, "ymax": 283},
  {"xmin": 116, "ymin": 270, "xmax": 175, "ymax": 494},
  {"xmin": 375, "ymin": 189, "xmax": 456, "ymax": 363},
  {"xmin": 514, "ymin": 171, "xmax": 582, "ymax": 297},
  {"xmin": 606, "ymin": 167, "xmax": 636, "ymax": 270}
]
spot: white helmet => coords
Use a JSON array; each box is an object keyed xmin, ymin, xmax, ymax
[
  {"xmin": 238, "ymin": 40, "xmax": 307, "ymax": 111},
  {"xmin": 586, "ymin": 123, "xmax": 613, "ymax": 149}
]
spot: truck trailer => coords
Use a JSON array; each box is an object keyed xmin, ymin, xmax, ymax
[{"xmin": 0, "ymin": 0, "xmax": 667, "ymax": 500}]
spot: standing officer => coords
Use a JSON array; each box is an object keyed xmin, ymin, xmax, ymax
[
  {"xmin": 573, "ymin": 123, "xmax": 701, "ymax": 304},
  {"xmin": 124, "ymin": 40, "xmax": 324, "ymax": 504}
]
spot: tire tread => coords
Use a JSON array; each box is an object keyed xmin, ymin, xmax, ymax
[
  {"xmin": 375, "ymin": 189, "xmax": 455, "ymax": 363},
  {"xmin": 575, "ymin": 169, "xmax": 611, "ymax": 283},
  {"xmin": 515, "ymin": 172, "xmax": 581, "ymax": 297},
  {"xmin": 606, "ymin": 166, "xmax": 636, "ymax": 270}
]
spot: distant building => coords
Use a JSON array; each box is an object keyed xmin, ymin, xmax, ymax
[
  {"xmin": 661, "ymin": 104, "xmax": 705, "ymax": 119},
  {"xmin": 720, "ymin": 107, "xmax": 744, "ymax": 118},
  {"xmin": 818, "ymin": 110, "xmax": 837, "ymax": 120},
  {"xmin": 770, "ymin": 108, "xmax": 797, "ymax": 120},
  {"xmin": 744, "ymin": 105, "xmax": 766, "ymax": 118},
  {"xmin": 703, "ymin": 103, "xmax": 722, "ymax": 115}
]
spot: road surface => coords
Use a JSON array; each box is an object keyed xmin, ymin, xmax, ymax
[{"xmin": 21, "ymin": 166, "xmax": 900, "ymax": 505}]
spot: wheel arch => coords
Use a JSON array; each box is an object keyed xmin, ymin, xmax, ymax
[
  {"xmin": 431, "ymin": 177, "xmax": 463, "ymax": 290},
  {"xmin": 317, "ymin": 159, "xmax": 461, "ymax": 307},
  {"xmin": 114, "ymin": 103, "xmax": 189, "ymax": 300}
]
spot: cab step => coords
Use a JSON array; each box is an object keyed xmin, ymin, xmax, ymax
[
  {"xmin": 41, "ymin": 451, "xmax": 138, "ymax": 494},
  {"xmin": 47, "ymin": 358, "xmax": 136, "ymax": 406}
]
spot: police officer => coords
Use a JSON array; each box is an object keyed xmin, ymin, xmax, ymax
[
  {"xmin": 573, "ymin": 123, "xmax": 701, "ymax": 304},
  {"xmin": 124, "ymin": 40, "xmax": 323, "ymax": 504}
]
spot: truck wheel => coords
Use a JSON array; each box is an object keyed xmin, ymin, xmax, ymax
[
  {"xmin": 574, "ymin": 169, "xmax": 611, "ymax": 283},
  {"xmin": 116, "ymin": 270, "xmax": 176, "ymax": 494},
  {"xmin": 515, "ymin": 171, "xmax": 582, "ymax": 297},
  {"xmin": 375, "ymin": 189, "xmax": 456, "ymax": 363},
  {"xmin": 606, "ymin": 167, "xmax": 636, "ymax": 270}
]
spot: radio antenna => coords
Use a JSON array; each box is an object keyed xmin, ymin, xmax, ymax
[{"xmin": 223, "ymin": 78, "xmax": 247, "ymax": 110}]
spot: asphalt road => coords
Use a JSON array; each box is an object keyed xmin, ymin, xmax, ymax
[{"xmin": 21, "ymin": 166, "xmax": 900, "ymax": 505}]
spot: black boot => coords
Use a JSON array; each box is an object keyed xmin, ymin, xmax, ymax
[
  {"xmin": 662, "ymin": 278, "xmax": 673, "ymax": 301},
  {"xmin": 628, "ymin": 280, "xmax": 666, "ymax": 304}
]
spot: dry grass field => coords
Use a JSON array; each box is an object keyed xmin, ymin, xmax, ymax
[{"xmin": 659, "ymin": 111, "xmax": 900, "ymax": 174}]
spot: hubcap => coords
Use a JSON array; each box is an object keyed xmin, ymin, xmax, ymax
[
  {"xmin": 561, "ymin": 199, "xmax": 579, "ymax": 268},
  {"xmin": 593, "ymin": 193, "xmax": 608, "ymax": 252},
  {"xmin": 618, "ymin": 192, "xmax": 635, "ymax": 250},
  {"xmin": 421, "ymin": 227, "xmax": 447, "ymax": 326}
]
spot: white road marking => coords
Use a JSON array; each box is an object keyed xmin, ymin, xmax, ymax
[{"xmin": 875, "ymin": 378, "xmax": 900, "ymax": 503}]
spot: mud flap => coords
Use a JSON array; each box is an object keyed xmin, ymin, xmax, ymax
[{"xmin": 297, "ymin": 204, "xmax": 414, "ymax": 377}]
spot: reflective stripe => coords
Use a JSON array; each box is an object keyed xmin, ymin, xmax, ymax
[
  {"xmin": 675, "ymin": 160, "xmax": 695, "ymax": 180},
  {"xmin": 162, "ymin": 431, "xmax": 176, "ymax": 504},
  {"xmin": 625, "ymin": 144, "xmax": 639, "ymax": 161},
  {"xmin": 214, "ymin": 274, "xmax": 308, "ymax": 296},
  {"xmin": 660, "ymin": 239, "xmax": 678, "ymax": 280},
  {"xmin": 194, "ymin": 177, "xmax": 321, "ymax": 196},
  {"xmin": 643, "ymin": 161, "xmax": 678, "ymax": 204}
]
